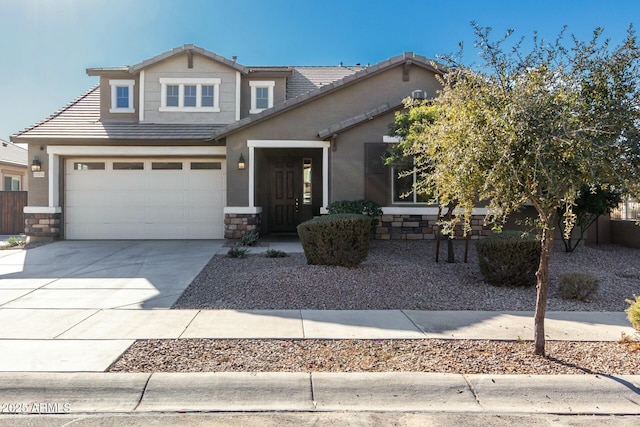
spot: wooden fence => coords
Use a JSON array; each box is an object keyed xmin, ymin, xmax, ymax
[{"xmin": 0, "ymin": 191, "xmax": 27, "ymax": 235}]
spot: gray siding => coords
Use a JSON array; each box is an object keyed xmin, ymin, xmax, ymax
[{"xmin": 143, "ymin": 53, "xmax": 238, "ymax": 124}]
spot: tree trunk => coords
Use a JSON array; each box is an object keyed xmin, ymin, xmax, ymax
[
  {"xmin": 446, "ymin": 203, "xmax": 456, "ymax": 263},
  {"xmin": 534, "ymin": 224, "xmax": 554, "ymax": 356}
]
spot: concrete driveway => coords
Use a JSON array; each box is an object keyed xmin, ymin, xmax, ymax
[
  {"xmin": 0, "ymin": 240, "xmax": 224, "ymax": 371},
  {"xmin": 0, "ymin": 240, "xmax": 224, "ymax": 309}
]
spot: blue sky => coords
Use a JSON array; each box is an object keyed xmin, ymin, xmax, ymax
[{"xmin": 1, "ymin": 0, "xmax": 639, "ymax": 142}]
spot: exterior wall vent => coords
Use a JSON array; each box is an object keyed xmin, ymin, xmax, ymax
[{"xmin": 411, "ymin": 89, "xmax": 427, "ymax": 100}]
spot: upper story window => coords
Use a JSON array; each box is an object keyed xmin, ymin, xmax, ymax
[
  {"xmin": 249, "ymin": 81, "xmax": 275, "ymax": 114},
  {"xmin": 159, "ymin": 78, "xmax": 220, "ymax": 112},
  {"xmin": 109, "ymin": 80, "xmax": 135, "ymax": 113}
]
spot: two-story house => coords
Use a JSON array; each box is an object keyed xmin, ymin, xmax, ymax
[{"xmin": 12, "ymin": 45, "xmax": 490, "ymax": 241}]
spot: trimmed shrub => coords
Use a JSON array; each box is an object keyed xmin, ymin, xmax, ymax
[
  {"xmin": 297, "ymin": 214, "xmax": 372, "ymax": 267},
  {"xmin": 326, "ymin": 200, "xmax": 383, "ymax": 231},
  {"xmin": 558, "ymin": 272, "xmax": 599, "ymax": 302},
  {"xmin": 626, "ymin": 295, "xmax": 640, "ymax": 331},
  {"xmin": 476, "ymin": 230, "xmax": 541, "ymax": 287}
]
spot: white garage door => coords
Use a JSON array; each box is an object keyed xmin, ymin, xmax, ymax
[{"xmin": 65, "ymin": 158, "xmax": 226, "ymax": 239}]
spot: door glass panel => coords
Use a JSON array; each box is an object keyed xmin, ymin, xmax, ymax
[
  {"xmin": 303, "ymin": 158, "xmax": 312, "ymax": 205},
  {"xmin": 191, "ymin": 162, "xmax": 221, "ymax": 170},
  {"xmin": 113, "ymin": 162, "xmax": 144, "ymax": 170},
  {"xmin": 74, "ymin": 162, "xmax": 105, "ymax": 171},
  {"xmin": 152, "ymin": 162, "xmax": 182, "ymax": 170}
]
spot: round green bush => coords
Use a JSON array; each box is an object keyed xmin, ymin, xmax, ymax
[
  {"xmin": 558, "ymin": 272, "xmax": 599, "ymax": 302},
  {"xmin": 626, "ymin": 295, "xmax": 640, "ymax": 331},
  {"xmin": 297, "ymin": 214, "xmax": 372, "ymax": 267},
  {"xmin": 476, "ymin": 230, "xmax": 541, "ymax": 287}
]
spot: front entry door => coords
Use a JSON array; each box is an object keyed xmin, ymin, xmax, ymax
[{"xmin": 270, "ymin": 157, "xmax": 303, "ymax": 232}]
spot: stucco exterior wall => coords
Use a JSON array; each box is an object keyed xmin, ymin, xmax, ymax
[
  {"xmin": 224, "ymin": 64, "xmax": 442, "ymax": 207},
  {"xmin": 240, "ymin": 76, "xmax": 287, "ymax": 118},
  {"xmin": 143, "ymin": 53, "xmax": 238, "ymax": 124},
  {"xmin": 99, "ymin": 74, "xmax": 139, "ymax": 123},
  {"xmin": 26, "ymin": 144, "xmax": 48, "ymax": 205}
]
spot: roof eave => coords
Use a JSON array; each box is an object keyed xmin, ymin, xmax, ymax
[
  {"xmin": 128, "ymin": 44, "xmax": 248, "ymax": 75},
  {"xmin": 212, "ymin": 52, "xmax": 445, "ymax": 141}
]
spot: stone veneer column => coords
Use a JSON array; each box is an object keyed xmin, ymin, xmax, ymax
[
  {"xmin": 23, "ymin": 207, "xmax": 62, "ymax": 240},
  {"xmin": 223, "ymin": 207, "xmax": 263, "ymax": 240}
]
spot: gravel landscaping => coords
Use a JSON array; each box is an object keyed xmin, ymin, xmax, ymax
[
  {"xmin": 110, "ymin": 339, "xmax": 640, "ymax": 374},
  {"xmin": 174, "ymin": 240, "xmax": 640, "ymax": 311},
  {"xmin": 110, "ymin": 240, "xmax": 640, "ymax": 375}
]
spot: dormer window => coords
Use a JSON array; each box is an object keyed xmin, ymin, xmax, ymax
[
  {"xmin": 159, "ymin": 78, "xmax": 220, "ymax": 112},
  {"xmin": 249, "ymin": 81, "xmax": 275, "ymax": 114},
  {"xmin": 109, "ymin": 80, "xmax": 135, "ymax": 113}
]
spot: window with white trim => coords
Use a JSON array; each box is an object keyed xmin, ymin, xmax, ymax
[
  {"xmin": 159, "ymin": 78, "xmax": 220, "ymax": 112},
  {"xmin": 249, "ymin": 80, "xmax": 275, "ymax": 114},
  {"xmin": 391, "ymin": 158, "xmax": 431, "ymax": 204},
  {"xmin": 109, "ymin": 80, "xmax": 135, "ymax": 113}
]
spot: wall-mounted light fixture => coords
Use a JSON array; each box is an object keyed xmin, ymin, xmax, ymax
[
  {"xmin": 237, "ymin": 153, "xmax": 246, "ymax": 170},
  {"xmin": 31, "ymin": 156, "xmax": 42, "ymax": 172}
]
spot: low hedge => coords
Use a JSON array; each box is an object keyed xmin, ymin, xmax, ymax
[
  {"xmin": 476, "ymin": 230, "xmax": 541, "ymax": 287},
  {"xmin": 297, "ymin": 214, "xmax": 372, "ymax": 267}
]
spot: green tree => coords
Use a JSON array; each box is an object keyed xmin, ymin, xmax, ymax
[
  {"xmin": 402, "ymin": 23, "xmax": 640, "ymax": 355},
  {"xmin": 557, "ymin": 185, "xmax": 623, "ymax": 252}
]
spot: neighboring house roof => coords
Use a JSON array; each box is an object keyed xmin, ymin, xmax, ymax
[
  {"xmin": 0, "ymin": 139, "xmax": 27, "ymax": 167},
  {"xmin": 11, "ymin": 86, "xmax": 224, "ymax": 141},
  {"xmin": 211, "ymin": 52, "xmax": 445, "ymax": 140}
]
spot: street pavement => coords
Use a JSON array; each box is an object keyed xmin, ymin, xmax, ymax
[{"xmin": 0, "ymin": 239, "xmax": 638, "ymax": 418}]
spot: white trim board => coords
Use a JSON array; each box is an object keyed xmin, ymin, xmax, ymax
[{"xmin": 46, "ymin": 146, "xmax": 226, "ymax": 156}]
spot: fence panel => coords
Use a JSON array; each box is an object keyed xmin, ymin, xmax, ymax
[{"xmin": 0, "ymin": 191, "xmax": 27, "ymax": 234}]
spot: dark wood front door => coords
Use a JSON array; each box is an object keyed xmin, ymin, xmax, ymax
[{"xmin": 270, "ymin": 157, "xmax": 302, "ymax": 232}]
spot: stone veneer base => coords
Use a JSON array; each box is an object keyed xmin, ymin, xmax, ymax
[
  {"xmin": 224, "ymin": 213, "xmax": 262, "ymax": 239},
  {"xmin": 24, "ymin": 212, "xmax": 61, "ymax": 239}
]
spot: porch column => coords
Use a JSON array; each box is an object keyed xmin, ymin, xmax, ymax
[{"xmin": 249, "ymin": 146, "xmax": 255, "ymax": 208}]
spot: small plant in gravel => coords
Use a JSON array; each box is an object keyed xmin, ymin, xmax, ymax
[
  {"xmin": 626, "ymin": 295, "xmax": 640, "ymax": 331},
  {"xmin": 5, "ymin": 236, "xmax": 26, "ymax": 247},
  {"xmin": 239, "ymin": 230, "xmax": 259, "ymax": 247},
  {"xmin": 264, "ymin": 249, "xmax": 288, "ymax": 258},
  {"xmin": 558, "ymin": 272, "xmax": 599, "ymax": 302},
  {"xmin": 227, "ymin": 245, "xmax": 248, "ymax": 258}
]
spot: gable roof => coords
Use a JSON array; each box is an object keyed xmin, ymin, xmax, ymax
[
  {"xmin": 0, "ymin": 139, "xmax": 27, "ymax": 167},
  {"xmin": 127, "ymin": 44, "xmax": 247, "ymax": 74},
  {"xmin": 211, "ymin": 52, "xmax": 445, "ymax": 140}
]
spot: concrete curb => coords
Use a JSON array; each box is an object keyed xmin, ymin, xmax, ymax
[{"xmin": 0, "ymin": 372, "xmax": 638, "ymax": 415}]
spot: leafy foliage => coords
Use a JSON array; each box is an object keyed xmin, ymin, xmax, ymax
[
  {"xmin": 227, "ymin": 245, "xmax": 248, "ymax": 258},
  {"xmin": 476, "ymin": 230, "xmax": 541, "ymax": 286},
  {"xmin": 297, "ymin": 214, "xmax": 372, "ymax": 267},
  {"xmin": 557, "ymin": 185, "xmax": 623, "ymax": 252},
  {"xmin": 239, "ymin": 230, "xmax": 259, "ymax": 247},
  {"xmin": 264, "ymin": 249, "xmax": 288, "ymax": 258},
  {"xmin": 626, "ymin": 295, "xmax": 640, "ymax": 330},
  {"xmin": 399, "ymin": 23, "xmax": 640, "ymax": 355},
  {"xmin": 326, "ymin": 200, "xmax": 383, "ymax": 231}
]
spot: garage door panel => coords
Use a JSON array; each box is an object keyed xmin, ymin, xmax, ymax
[
  {"xmin": 65, "ymin": 158, "xmax": 226, "ymax": 239},
  {"xmin": 145, "ymin": 191, "xmax": 186, "ymax": 206}
]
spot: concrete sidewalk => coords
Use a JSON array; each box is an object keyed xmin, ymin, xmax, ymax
[{"xmin": 0, "ymin": 309, "xmax": 633, "ymax": 372}]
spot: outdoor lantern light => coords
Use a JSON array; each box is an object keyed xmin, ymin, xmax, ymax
[
  {"xmin": 31, "ymin": 157, "xmax": 42, "ymax": 172},
  {"xmin": 237, "ymin": 153, "xmax": 246, "ymax": 170}
]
